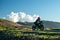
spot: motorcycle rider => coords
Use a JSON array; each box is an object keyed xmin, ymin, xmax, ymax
[
  {"xmin": 34, "ymin": 17, "xmax": 41, "ymax": 26},
  {"xmin": 32, "ymin": 17, "xmax": 44, "ymax": 30},
  {"xmin": 32, "ymin": 17, "xmax": 41, "ymax": 30}
]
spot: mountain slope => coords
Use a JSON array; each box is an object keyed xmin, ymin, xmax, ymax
[
  {"xmin": 0, "ymin": 19, "xmax": 24, "ymax": 28},
  {"xmin": 0, "ymin": 18, "xmax": 60, "ymax": 29},
  {"xmin": 17, "ymin": 21, "xmax": 60, "ymax": 28},
  {"xmin": 43, "ymin": 21, "xmax": 60, "ymax": 28}
]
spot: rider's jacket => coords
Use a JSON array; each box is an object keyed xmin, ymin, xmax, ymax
[{"xmin": 34, "ymin": 20, "xmax": 43, "ymax": 26}]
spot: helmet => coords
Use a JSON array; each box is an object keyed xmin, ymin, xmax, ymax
[{"xmin": 38, "ymin": 17, "xmax": 40, "ymax": 20}]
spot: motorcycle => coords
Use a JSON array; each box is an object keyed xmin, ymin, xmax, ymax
[{"xmin": 32, "ymin": 21, "xmax": 44, "ymax": 31}]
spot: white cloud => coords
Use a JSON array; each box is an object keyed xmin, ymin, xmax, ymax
[
  {"xmin": 6, "ymin": 12, "xmax": 39, "ymax": 22},
  {"xmin": 7, "ymin": 12, "xmax": 19, "ymax": 22}
]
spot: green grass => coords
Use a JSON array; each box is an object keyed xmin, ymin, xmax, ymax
[{"xmin": 0, "ymin": 26, "xmax": 60, "ymax": 40}]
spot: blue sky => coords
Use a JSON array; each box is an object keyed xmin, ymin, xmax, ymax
[{"xmin": 0, "ymin": 0, "xmax": 60, "ymax": 22}]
